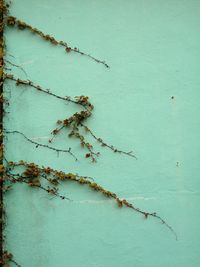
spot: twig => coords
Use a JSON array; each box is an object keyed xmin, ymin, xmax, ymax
[
  {"xmin": 5, "ymin": 130, "xmax": 78, "ymax": 161},
  {"xmin": 6, "ymin": 16, "xmax": 110, "ymax": 68},
  {"xmin": 5, "ymin": 59, "xmax": 27, "ymax": 77},
  {"xmin": 5, "ymin": 161, "xmax": 177, "ymax": 240},
  {"xmin": 81, "ymin": 123, "xmax": 137, "ymax": 159},
  {"xmin": 10, "ymin": 258, "xmax": 21, "ymax": 267},
  {"xmin": 5, "ymin": 73, "xmax": 135, "ymax": 162},
  {"xmin": 6, "ymin": 172, "xmax": 71, "ymax": 201},
  {"xmin": 4, "ymin": 73, "xmax": 85, "ymax": 107}
]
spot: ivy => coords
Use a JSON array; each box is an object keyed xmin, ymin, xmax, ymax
[{"xmin": 0, "ymin": 1, "xmax": 177, "ymax": 266}]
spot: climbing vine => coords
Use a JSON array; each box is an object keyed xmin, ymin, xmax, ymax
[{"xmin": 0, "ymin": 1, "xmax": 177, "ymax": 266}]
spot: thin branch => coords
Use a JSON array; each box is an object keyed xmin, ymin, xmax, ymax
[
  {"xmin": 10, "ymin": 258, "xmax": 21, "ymax": 267},
  {"xmin": 6, "ymin": 172, "xmax": 71, "ymax": 201},
  {"xmin": 5, "ymin": 130, "xmax": 78, "ymax": 161},
  {"xmin": 1, "ymin": 251, "xmax": 21, "ymax": 267},
  {"xmin": 81, "ymin": 123, "xmax": 137, "ymax": 159},
  {"xmin": 5, "ymin": 59, "xmax": 27, "ymax": 77},
  {"xmin": 5, "ymin": 73, "xmax": 135, "ymax": 162},
  {"xmin": 6, "ymin": 16, "xmax": 110, "ymax": 68},
  {"xmin": 4, "ymin": 73, "xmax": 85, "ymax": 107},
  {"xmin": 5, "ymin": 161, "xmax": 177, "ymax": 240}
]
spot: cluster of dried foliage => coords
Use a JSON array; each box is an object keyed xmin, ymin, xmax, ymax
[{"xmin": 0, "ymin": 1, "xmax": 176, "ymax": 266}]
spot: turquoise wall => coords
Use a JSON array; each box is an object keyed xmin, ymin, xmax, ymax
[{"xmin": 4, "ymin": 0, "xmax": 200, "ymax": 266}]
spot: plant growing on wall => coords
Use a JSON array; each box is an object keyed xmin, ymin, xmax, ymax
[{"xmin": 0, "ymin": 1, "xmax": 177, "ymax": 266}]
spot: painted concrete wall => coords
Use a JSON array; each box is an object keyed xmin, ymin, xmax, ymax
[{"xmin": 4, "ymin": 0, "xmax": 200, "ymax": 266}]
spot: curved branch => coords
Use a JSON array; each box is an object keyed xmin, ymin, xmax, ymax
[{"xmin": 5, "ymin": 161, "xmax": 177, "ymax": 240}]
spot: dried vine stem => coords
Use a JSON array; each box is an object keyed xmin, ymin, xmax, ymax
[
  {"xmin": 80, "ymin": 123, "xmax": 137, "ymax": 159},
  {"xmin": 6, "ymin": 172, "xmax": 71, "ymax": 201},
  {"xmin": 0, "ymin": 251, "xmax": 21, "ymax": 267},
  {"xmin": 1, "ymin": 2, "xmax": 177, "ymax": 265},
  {"xmin": 6, "ymin": 16, "xmax": 109, "ymax": 68},
  {"xmin": 4, "ymin": 160, "xmax": 177, "ymax": 240},
  {"xmin": 5, "ymin": 59, "xmax": 27, "ymax": 77},
  {"xmin": 5, "ymin": 73, "xmax": 136, "ymax": 162},
  {"xmin": 4, "ymin": 73, "xmax": 82, "ymax": 106},
  {"xmin": 4, "ymin": 130, "xmax": 78, "ymax": 161},
  {"xmin": 0, "ymin": 0, "xmax": 5, "ymax": 263},
  {"xmin": 49, "ymin": 96, "xmax": 99, "ymax": 162}
]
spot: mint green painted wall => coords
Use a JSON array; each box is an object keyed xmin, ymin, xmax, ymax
[{"xmin": 4, "ymin": 0, "xmax": 200, "ymax": 266}]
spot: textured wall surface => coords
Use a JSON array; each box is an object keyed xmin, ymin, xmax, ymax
[{"xmin": 4, "ymin": 1, "xmax": 200, "ymax": 266}]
